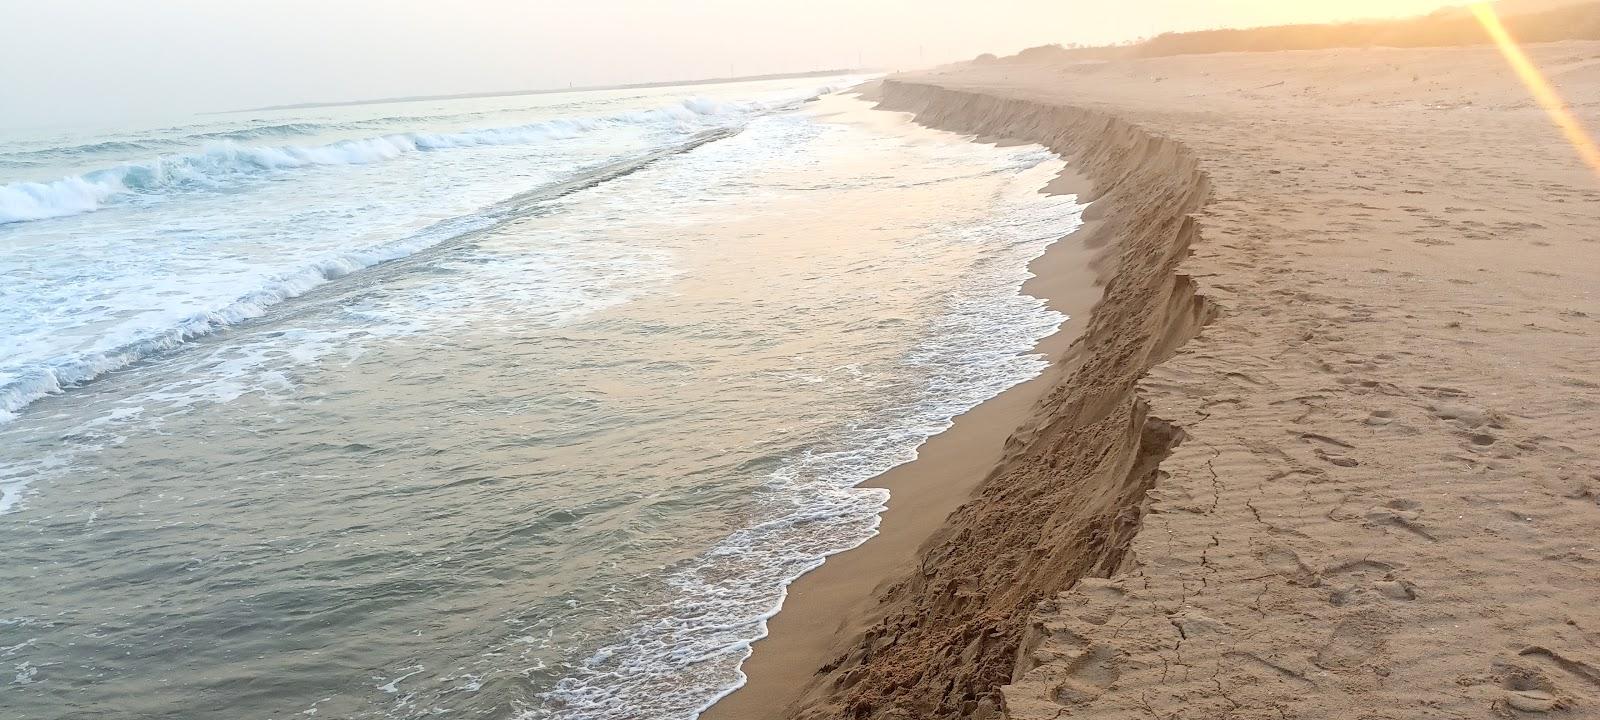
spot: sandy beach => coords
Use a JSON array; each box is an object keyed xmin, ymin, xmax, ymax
[
  {"xmin": 702, "ymin": 119, "xmax": 1108, "ymax": 720},
  {"xmin": 710, "ymin": 40, "xmax": 1600, "ymax": 719}
]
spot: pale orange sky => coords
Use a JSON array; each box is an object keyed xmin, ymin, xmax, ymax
[{"xmin": 1, "ymin": 0, "xmax": 1461, "ymax": 127}]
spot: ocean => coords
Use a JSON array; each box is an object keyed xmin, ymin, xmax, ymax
[{"xmin": 0, "ymin": 76, "xmax": 1083, "ymax": 718}]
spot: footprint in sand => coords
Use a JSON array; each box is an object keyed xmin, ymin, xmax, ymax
[
  {"xmin": 1223, "ymin": 650, "xmax": 1316, "ymax": 688},
  {"xmin": 1564, "ymin": 483, "xmax": 1600, "ymax": 506},
  {"xmin": 1316, "ymin": 449, "xmax": 1360, "ymax": 467},
  {"xmin": 1313, "ymin": 610, "xmax": 1390, "ymax": 670},
  {"xmin": 1505, "ymin": 690, "xmax": 1560, "ymax": 712},
  {"xmin": 1252, "ymin": 541, "xmax": 1318, "ymax": 586},
  {"xmin": 1298, "ymin": 431, "xmax": 1361, "ymax": 466},
  {"xmin": 1048, "ymin": 645, "xmax": 1121, "ymax": 705},
  {"xmin": 1363, "ymin": 502, "xmax": 1438, "ymax": 542},
  {"xmin": 1493, "ymin": 660, "xmax": 1563, "ymax": 713},
  {"xmin": 1300, "ymin": 432, "xmax": 1355, "ymax": 448},
  {"xmin": 1429, "ymin": 401, "xmax": 1503, "ymax": 429},
  {"xmin": 1322, "ymin": 557, "xmax": 1416, "ymax": 606}
]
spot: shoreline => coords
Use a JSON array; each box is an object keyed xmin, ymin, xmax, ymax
[
  {"xmin": 703, "ymin": 99, "xmax": 1113, "ymax": 720},
  {"xmin": 716, "ymin": 41, "xmax": 1600, "ymax": 719},
  {"xmin": 709, "ymin": 75, "xmax": 1217, "ymax": 718}
]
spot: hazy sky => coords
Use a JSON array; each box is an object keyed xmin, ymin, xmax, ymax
[{"xmin": 2, "ymin": 0, "xmax": 1458, "ymax": 129}]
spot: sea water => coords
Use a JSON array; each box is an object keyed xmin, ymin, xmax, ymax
[{"xmin": 0, "ymin": 76, "xmax": 1084, "ymax": 719}]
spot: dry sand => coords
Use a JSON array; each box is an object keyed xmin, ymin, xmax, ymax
[{"xmin": 709, "ymin": 41, "xmax": 1600, "ymax": 719}]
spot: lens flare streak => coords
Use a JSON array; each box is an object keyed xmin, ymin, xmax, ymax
[{"xmin": 1470, "ymin": 2, "xmax": 1600, "ymax": 180}]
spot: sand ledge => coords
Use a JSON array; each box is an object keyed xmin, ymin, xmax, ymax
[
  {"xmin": 709, "ymin": 78, "xmax": 1217, "ymax": 719},
  {"xmin": 882, "ymin": 45, "xmax": 1600, "ymax": 720},
  {"xmin": 776, "ymin": 79, "xmax": 1216, "ymax": 720},
  {"xmin": 722, "ymin": 42, "xmax": 1600, "ymax": 719}
]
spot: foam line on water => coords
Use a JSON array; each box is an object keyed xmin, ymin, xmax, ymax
[
  {"xmin": 533, "ymin": 151, "xmax": 1084, "ymax": 720},
  {"xmin": 0, "ymin": 128, "xmax": 745, "ymax": 427},
  {"xmin": 0, "ymin": 97, "xmax": 786, "ymax": 225}
]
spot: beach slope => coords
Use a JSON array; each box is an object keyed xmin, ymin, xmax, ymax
[{"xmin": 715, "ymin": 41, "xmax": 1600, "ymax": 719}]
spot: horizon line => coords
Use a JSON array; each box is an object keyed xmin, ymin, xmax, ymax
[{"xmin": 214, "ymin": 68, "xmax": 873, "ymax": 115}]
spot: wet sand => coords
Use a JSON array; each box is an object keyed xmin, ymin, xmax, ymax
[
  {"xmin": 703, "ymin": 158, "xmax": 1104, "ymax": 719},
  {"xmin": 709, "ymin": 41, "xmax": 1600, "ymax": 719}
]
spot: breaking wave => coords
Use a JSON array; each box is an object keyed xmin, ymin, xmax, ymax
[
  {"xmin": 0, "ymin": 97, "xmax": 769, "ymax": 225},
  {"xmin": 0, "ymin": 128, "xmax": 741, "ymax": 423}
]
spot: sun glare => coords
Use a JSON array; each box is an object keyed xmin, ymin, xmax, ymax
[{"xmin": 1470, "ymin": 2, "xmax": 1600, "ymax": 180}]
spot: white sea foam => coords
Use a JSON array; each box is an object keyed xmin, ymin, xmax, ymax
[
  {"xmin": 0, "ymin": 210, "xmax": 495, "ymax": 421},
  {"xmin": 1, "ymin": 79, "xmax": 1093, "ymax": 720},
  {"xmin": 0, "ymin": 96, "xmax": 777, "ymax": 226},
  {"xmin": 0, "ymin": 173, "xmax": 127, "ymax": 223},
  {"xmin": 535, "ymin": 153, "xmax": 1082, "ymax": 719},
  {"xmin": 0, "ymin": 168, "xmax": 682, "ymax": 519},
  {"xmin": 0, "ymin": 81, "xmax": 856, "ymax": 425}
]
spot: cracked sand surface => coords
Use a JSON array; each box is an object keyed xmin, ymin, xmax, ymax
[{"xmin": 930, "ymin": 44, "xmax": 1600, "ymax": 719}]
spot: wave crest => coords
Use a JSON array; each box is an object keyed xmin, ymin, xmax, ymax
[
  {"xmin": 0, "ymin": 126, "xmax": 746, "ymax": 423},
  {"xmin": 0, "ymin": 97, "xmax": 762, "ymax": 226}
]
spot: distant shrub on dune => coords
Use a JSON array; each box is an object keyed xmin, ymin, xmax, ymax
[
  {"xmin": 1135, "ymin": 2, "xmax": 1600, "ymax": 57},
  {"xmin": 982, "ymin": 1, "xmax": 1600, "ymax": 64},
  {"xmin": 1014, "ymin": 44, "xmax": 1066, "ymax": 62},
  {"xmin": 1495, "ymin": 0, "xmax": 1596, "ymax": 13},
  {"xmin": 996, "ymin": 43, "xmax": 1132, "ymax": 64}
]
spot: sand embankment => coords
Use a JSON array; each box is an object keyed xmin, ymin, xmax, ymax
[{"xmin": 713, "ymin": 42, "xmax": 1600, "ymax": 719}]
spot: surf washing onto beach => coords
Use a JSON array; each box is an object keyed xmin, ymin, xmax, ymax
[{"xmin": 0, "ymin": 75, "xmax": 1083, "ymax": 718}]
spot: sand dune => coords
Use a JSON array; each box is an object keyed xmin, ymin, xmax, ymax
[
  {"xmin": 994, "ymin": 1, "xmax": 1600, "ymax": 63},
  {"xmin": 710, "ymin": 40, "xmax": 1600, "ymax": 719}
]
